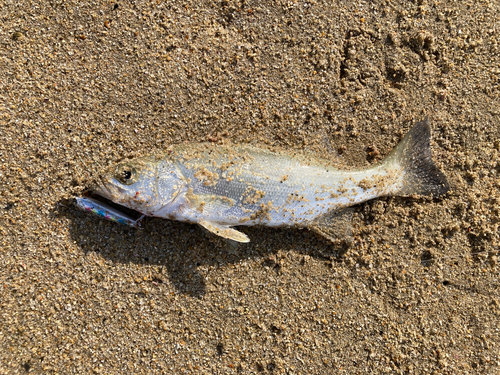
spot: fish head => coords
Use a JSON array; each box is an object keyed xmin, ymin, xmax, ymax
[{"xmin": 95, "ymin": 156, "xmax": 162, "ymax": 215}]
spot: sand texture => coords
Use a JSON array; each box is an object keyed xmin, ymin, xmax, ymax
[{"xmin": 1, "ymin": 0, "xmax": 499, "ymax": 373}]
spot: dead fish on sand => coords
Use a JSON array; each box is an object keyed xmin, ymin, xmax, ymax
[{"xmin": 85, "ymin": 118, "xmax": 448, "ymax": 243}]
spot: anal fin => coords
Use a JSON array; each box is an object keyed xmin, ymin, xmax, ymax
[
  {"xmin": 199, "ymin": 220, "xmax": 250, "ymax": 243},
  {"xmin": 308, "ymin": 207, "xmax": 354, "ymax": 245}
]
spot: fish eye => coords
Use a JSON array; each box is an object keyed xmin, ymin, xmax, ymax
[{"xmin": 116, "ymin": 164, "xmax": 138, "ymax": 185}]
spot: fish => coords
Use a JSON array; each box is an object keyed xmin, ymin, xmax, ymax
[
  {"xmin": 92, "ymin": 118, "xmax": 449, "ymax": 243},
  {"xmin": 74, "ymin": 196, "xmax": 145, "ymax": 228}
]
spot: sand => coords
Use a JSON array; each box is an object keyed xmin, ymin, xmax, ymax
[{"xmin": 1, "ymin": 0, "xmax": 499, "ymax": 373}]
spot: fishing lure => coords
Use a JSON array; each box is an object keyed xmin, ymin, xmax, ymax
[{"xmin": 75, "ymin": 196, "xmax": 144, "ymax": 228}]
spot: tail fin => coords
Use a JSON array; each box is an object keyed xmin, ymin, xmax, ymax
[{"xmin": 384, "ymin": 117, "xmax": 449, "ymax": 197}]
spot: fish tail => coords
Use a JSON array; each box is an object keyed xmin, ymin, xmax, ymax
[{"xmin": 385, "ymin": 117, "xmax": 450, "ymax": 197}]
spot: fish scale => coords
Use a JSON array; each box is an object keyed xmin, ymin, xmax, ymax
[{"xmin": 174, "ymin": 143, "xmax": 403, "ymax": 227}]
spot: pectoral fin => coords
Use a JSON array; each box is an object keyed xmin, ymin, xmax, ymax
[
  {"xmin": 199, "ymin": 220, "xmax": 250, "ymax": 243},
  {"xmin": 308, "ymin": 207, "xmax": 354, "ymax": 245}
]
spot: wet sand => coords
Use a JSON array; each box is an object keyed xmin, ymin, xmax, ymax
[{"xmin": 1, "ymin": 0, "xmax": 499, "ymax": 373}]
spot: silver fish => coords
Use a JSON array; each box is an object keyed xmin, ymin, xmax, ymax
[{"xmin": 93, "ymin": 118, "xmax": 449, "ymax": 243}]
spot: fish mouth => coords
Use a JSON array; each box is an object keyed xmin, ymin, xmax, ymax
[
  {"xmin": 92, "ymin": 175, "xmax": 113, "ymax": 200},
  {"xmin": 91, "ymin": 176, "xmax": 159, "ymax": 213},
  {"xmin": 92, "ymin": 175, "xmax": 129, "ymax": 203},
  {"xmin": 86, "ymin": 177, "xmax": 145, "ymax": 220}
]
